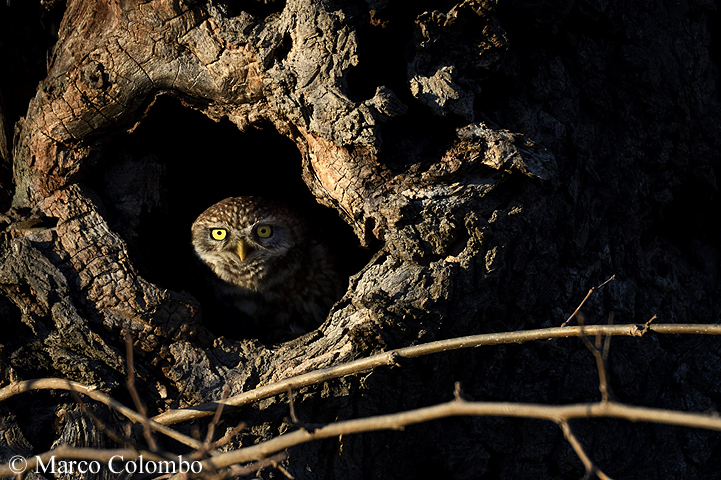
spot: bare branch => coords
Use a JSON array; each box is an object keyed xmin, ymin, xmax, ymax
[
  {"xmin": 3, "ymin": 321, "xmax": 720, "ymax": 479},
  {"xmin": 124, "ymin": 333, "xmax": 158, "ymax": 452},
  {"xmin": 2, "ymin": 323, "xmax": 720, "ymax": 455},
  {"xmin": 577, "ymin": 315, "xmax": 611, "ymax": 403},
  {"xmin": 559, "ymin": 420, "xmax": 613, "ymax": 480},
  {"xmin": 212, "ymin": 421, "xmax": 247, "ymax": 450},
  {"xmin": 582, "ymin": 338, "xmax": 610, "ymax": 402},
  {"xmin": 153, "ymin": 323, "xmax": 721, "ymax": 426},
  {"xmin": 602, "ymin": 312, "xmax": 614, "ymax": 363},
  {"xmin": 4, "ymin": 397, "xmax": 720, "ymax": 477},
  {"xmin": 204, "ymin": 384, "xmax": 231, "ymax": 449},
  {"xmin": 286, "ymin": 387, "xmax": 325, "ymax": 432},
  {"xmin": 287, "ymin": 387, "xmax": 298, "ymax": 425},
  {"xmin": 0, "ymin": 378, "xmax": 204, "ymax": 450},
  {"xmin": 218, "ymin": 451, "xmax": 289, "ymax": 480},
  {"xmin": 200, "ymin": 399, "xmax": 721, "ymax": 469},
  {"xmin": 453, "ymin": 382, "xmax": 464, "ymax": 401},
  {"xmin": 562, "ymin": 275, "xmax": 616, "ymax": 327}
]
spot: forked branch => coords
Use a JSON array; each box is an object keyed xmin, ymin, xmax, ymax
[
  {"xmin": 181, "ymin": 399, "xmax": 721, "ymax": 475},
  {"xmin": 153, "ymin": 322, "xmax": 721, "ymax": 426},
  {"xmin": 2, "ymin": 322, "xmax": 721, "ymax": 478}
]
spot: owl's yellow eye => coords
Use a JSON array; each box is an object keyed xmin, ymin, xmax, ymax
[
  {"xmin": 211, "ymin": 229, "xmax": 227, "ymax": 241},
  {"xmin": 256, "ymin": 225, "xmax": 272, "ymax": 238}
]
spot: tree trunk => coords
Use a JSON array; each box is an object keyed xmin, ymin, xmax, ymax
[{"xmin": 1, "ymin": 0, "xmax": 720, "ymax": 478}]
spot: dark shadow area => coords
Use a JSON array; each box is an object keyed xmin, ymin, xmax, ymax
[
  {"xmin": 215, "ymin": 0, "xmax": 286, "ymax": 18},
  {"xmin": 707, "ymin": 1, "xmax": 721, "ymax": 99},
  {"xmin": 344, "ymin": 0, "xmax": 499, "ymax": 173},
  {"xmin": 83, "ymin": 95, "xmax": 371, "ymax": 338},
  {"xmin": 646, "ymin": 170, "xmax": 721, "ymax": 282},
  {"xmin": 344, "ymin": 1, "xmax": 415, "ymax": 103},
  {"xmin": 376, "ymin": 104, "xmax": 467, "ymax": 173},
  {"xmin": 0, "ymin": 0, "xmax": 65, "ymax": 128}
]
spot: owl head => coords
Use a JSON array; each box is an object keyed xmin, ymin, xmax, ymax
[{"xmin": 191, "ymin": 196, "xmax": 308, "ymax": 292}]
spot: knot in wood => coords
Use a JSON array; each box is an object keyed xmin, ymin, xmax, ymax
[{"xmin": 82, "ymin": 61, "xmax": 106, "ymax": 89}]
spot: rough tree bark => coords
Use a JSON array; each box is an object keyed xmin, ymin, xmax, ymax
[{"xmin": 1, "ymin": 0, "xmax": 720, "ymax": 478}]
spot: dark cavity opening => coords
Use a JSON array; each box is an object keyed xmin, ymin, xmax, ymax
[{"xmin": 83, "ymin": 95, "xmax": 370, "ymax": 333}]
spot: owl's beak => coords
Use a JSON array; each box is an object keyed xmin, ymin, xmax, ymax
[{"xmin": 236, "ymin": 239, "xmax": 249, "ymax": 261}]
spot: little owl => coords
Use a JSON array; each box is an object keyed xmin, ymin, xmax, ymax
[{"xmin": 191, "ymin": 196, "xmax": 343, "ymax": 338}]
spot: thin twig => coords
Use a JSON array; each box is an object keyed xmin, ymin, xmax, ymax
[
  {"xmin": 577, "ymin": 315, "xmax": 611, "ymax": 403},
  {"xmin": 152, "ymin": 322, "xmax": 721, "ymax": 426},
  {"xmin": 559, "ymin": 420, "xmax": 613, "ymax": 480},
  {"xmin": 213, "ymin": 421, "xmax": 247, "ymax": 449},
  {"xmin": 0, "ymin": 378, "xmax": 204, "ymax": 450},
  {"xmin": 204, "ymin": 385, "xmax": 231, "ymax": 448},
  {"xmin": 199, "ymin": 399, "xmax": 721, "ymax": 470},
  {"xmin": 215, "ymin": 451, "xmax": 289, "ymax": 480},
  {"xmin": 2, "ymin": 324, "xmax": 720, "ymax": 436},
  {"xmin": 124, "ymin": 333, "xmax": 158, "ymax": 452},
  {"xmin": 562, "ymin": 275, "xmax": 616, "ymax": 327},
  {"xmin": 6, "ymin": 397, "xmax": 718, "ymax": 477},
  {"xmin": 286, "ymin": 387, "xmax": 324, "ymax": 432},
  {"xmin": 184, "ymin": 385, "xmax": 234, "ymax": 462},
  {"xmin": 602, "ymin": 312, "xmax": 614, "ymax": 363},
  {"xmin": 288, "ymin": 387, "xmax": 299, "ymax": 424},
  {"xmin": 275, "ymin": 461, "xmax": 295, "ymax": 479},
  {"xmin": 453, "ymin": 382, "xmax": 464, "ymax": 401}
]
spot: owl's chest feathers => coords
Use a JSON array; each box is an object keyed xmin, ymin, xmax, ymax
[
  {"xmin": 207, "ymin": 248, "xmax": 300, "ymax": 291},
  {"xmin": 211, "ymin": 246, "xmax": 318, "ymax": 296},
  {"xmin": 211, "ymin": 241, "xmax": 342, "ymax": 326},
  {"xmin": 207, "ymin": 255, "xmax": 273, "ymax": 290}
]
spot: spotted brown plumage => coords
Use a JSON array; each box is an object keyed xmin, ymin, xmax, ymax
[{"xmin": 191, "ymin": 196, "xmax": 343, "ymax": 338}]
